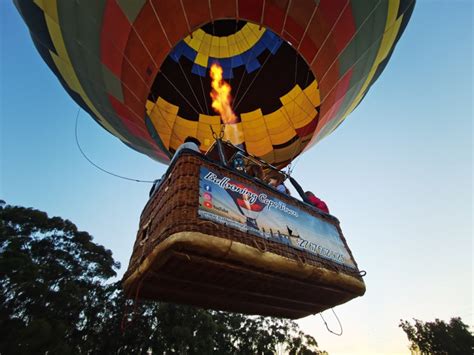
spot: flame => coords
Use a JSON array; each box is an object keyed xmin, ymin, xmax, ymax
[
  {"xmin": 209, "ymin": 63, "xmax": 243, "ymax": 145},
  {"xmin": 210, "ymin": 63, "xmax": 237, "ymax": 124}
]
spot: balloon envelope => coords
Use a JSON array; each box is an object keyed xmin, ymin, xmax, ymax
[{"xmin": 15, "ymin": 0, "xmax": 414, "ymax": 167}]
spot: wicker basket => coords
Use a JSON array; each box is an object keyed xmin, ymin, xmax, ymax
[{"xmin": 123, "ymin": 151, "xmax": 365, "ymax": 319}]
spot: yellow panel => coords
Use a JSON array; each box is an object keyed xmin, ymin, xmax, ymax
[
  {"xmin": 240, "ymin": 108, "xmax": 263, "ymax": 121},
  {"xmin": 267, "ymin": 124, "xmax": 294, "ymax": 138},
  {"xmin": 280, "ymin": 85, "xmax": 302, "ymax": 105},
  {"xmin": 169, "ymin": 116, "xmax": 198, "ymax": 151},
  {"xmin": 234, "ymin": 40, "xmax": 245, "ymax": 55},
  {"xmin": 264, "ymin": 113, "xmax": 296, "ymax": 144},
  {"xmin": 303, "ymin": 80, "xmax": 320, "ymax": 106},
  {"xmin": 210, "ymin": 45, "xmax": 220, "ymax": 57},
  {"xmin": 155, "ymin": 97, "xmax": 179, "ymax": 115},
  {"xmin": 270, "ymin": 130, "xmax": 297, "ymax": 145},
  {"xmin": 218, "ymin": 37, "xmax": 229, "ymax": 58},
  {"xmin": 233, "ymin": 31, "xmax": 244, "ymax": 45},
  {"xmin": 188, "ymin": 36, "xmax": 202, "ymax": 50},
  {"xmin": 150, "ymin": 107, "xmax": 176, "ymax": 149},
  {"xmin": 246, "ymin": 138, "xmax": 273, "ymax": 157},
  {"xmin": 227, "ymin": 34, "xmax": 236, "ymax": 46},
  {"xmin": 198, "ymin": 114, "xmax": 221, "ymax": 125},
  {"xmin": 34, "ymin": 0, "xmax": 58, "ymax": 22},
  {"xmin": 227, "ymin": 43, "xmax": 239, "ymax": 57},
  {"xmin": 201, "ymin": 32, "xmax": 212, "ymax": 45},
  {"xmin": 243, "ymin": 29, "xmax": 258, "ymax": 46},
  {"xmin": 193, "ymin": 29, "xmax": 205, "ymax": 40},
  {"xmin": 263, "ymin": 110, "xmax": 287, "ymax": 129},
  {"xmin": 196, "ymin": 125, "xmax": 215, "ymax": 151},
  {"xmin": 294, "ymin": 91, "xmax": 317, "ymax": 115},
  {"xmin": 242, "ymin": 125, "xmax": 267, "ymax": 140},
  {"xmin": 194, "ymin": 53, "xmax": 209, "ymax": 67},
  {"xmin": 174, "ymin": 116, "xmax": 199, "ymax": 131},
  {"xmin": 199, "ymin": 40, "xmax": 211, "ymax": 56},
  {"xmin": 282, "ymin": 102, "xmax": 315, "ymax": 129}
]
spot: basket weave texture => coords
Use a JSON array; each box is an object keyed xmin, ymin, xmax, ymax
[{"xmin": 123, "ymin": 152, "xmax": 365, "ymax": 318}]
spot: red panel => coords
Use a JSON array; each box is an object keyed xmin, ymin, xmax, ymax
[
  {"xmin": 285, "ymin": 0, "xmax": 313, "ymax": 43},
  {"xmin": 330, "ymin": 3, "xmax": 356, "ymax": 52},
  {"xmin": 182, "ymin": 0, "xmax": 211, "ymax": 30},
  {"xmin": 108, "ymin": 94, "xmax": 153, "ymax": 144},
  {"xmin": 295, "ymin": 115, "xmax": 318, "ymax": 138},
  {"xmin": 239, "ymin": 0, "xmax": 263, "ymax": 23},
  {"xmin": 132, "ymin": 1, "xmax": 170, "ymax": 86},
  {"xmin": 100, "ymin": 0, "xmax": 131, "ymax": 77},
  {"xmin": 211, "ymin": 0, "xmax": 236, "ymax": 20},
  {"xmin": 152, "ymin": 0, "xmax": 189, "ymax": 46},
  {"xmin": 298, "ymin": 36, "xmax": 318, "ymax": 63},
  {"xmin": 262, "ymin": 0, "xmax": 287, "ymax": 34},
  {"xmin": 318, "ymin": 0, "xmax": 349, "ymax": 29},
  {"xmin": 305, "ymin": 0, "xmax": 352, "ymax": 63},
  {"xmin": 283, "ymin": 16, "xmax": 304, "ymax": 44},
  {"xmin": 311, "ymin": 42, "xmax": 339, "ymax": 94},
  {"xmin": 316, "ymin": 68, "xmax": 353, "ymax": 133}
]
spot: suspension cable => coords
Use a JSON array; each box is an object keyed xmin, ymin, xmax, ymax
[
  {"xmin": 74, "ymin": 108, "xmax": 155, "ymax": 183},
  {"xmin": 320, "ymin": 308, "xmax": 343, "ymax": 336}
]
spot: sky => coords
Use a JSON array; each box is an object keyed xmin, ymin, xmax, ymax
[{"xmin": 1, "ymin": 1, "xmax": 472, "ymax": 354}]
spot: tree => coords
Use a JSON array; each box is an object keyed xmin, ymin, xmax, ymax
[
  {"xmin": 0, "ymin": 204, "xmax": 119, "ymax": 354},
  {"xmin": 1, "ymin": 204, "xmax": 327, "ymax": 354},
  {"xmin": 399, "ymin": 317, "xmax": 473, "ymax": 355}
]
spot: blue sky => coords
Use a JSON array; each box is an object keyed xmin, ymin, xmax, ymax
[{"xmin": 1, "ymin": 1, "xmax": 472, "ymax": 354}]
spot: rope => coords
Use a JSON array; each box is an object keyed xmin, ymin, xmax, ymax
[
  {"xmin": 319, "ymin": 309, "xmax": 343, "ymax": 336},
  {"xmin": 177, "ymin": 59, "xmax": 206, "ymax": 113},
  {"xmin": 74, "ymin": 108, "xmax": 155, "ymax": 183}
]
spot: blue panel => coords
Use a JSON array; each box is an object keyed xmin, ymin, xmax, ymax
[
  {"xmin": 231, "ymin": 54, "xmax": 244, "ymax": 68},
  {"xmin": 255, "ymin": 40, "xmax": 267, "ymax": 55},
  {"xmin": 240, "ymin": 50, "xmax": 251, "ymax": 65},
  {"xmin": 208, "ymin": 57, "xmax": 219, "ymax": 68},
  {"xmin": 170, "ymin": 41, "xmax": 186, "ymax": 62},
  {"xmin": 246, "ymin": 59, "xmax": 261, "ymax": 73},
  {"xmin": 222, "ymin": 66, "xmax": 233, "ymax": 79},
  {"xmin": 218, "ymin": 57, "xmax": 233, "ymax": 68},
  {"xmin": 261, "ymin": 31, "xmax": 276, "ymax": 48},
  {"xmin": 182, "ymin": 44, "xmax": 197, "ymax": 62},
  {"xmin": 269, "ymin": 39, "xmax": 283, "ymax": 54},
  {"xmin": 191, "ymin": 63, "xmax": 207, "ymax": 77}
]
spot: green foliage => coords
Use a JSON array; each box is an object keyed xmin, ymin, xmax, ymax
[
  {"xmin": 399, "ymin": 317, "xmax": 473, "ymax": 355},
  {"xmin": 1, "ymin": 204, "xmax": 326, "ymax": 354}
]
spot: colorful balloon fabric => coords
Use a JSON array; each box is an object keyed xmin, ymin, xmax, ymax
[{"xmin": 15, "ymin": 0, "xmax": 415, "ymax": 168}]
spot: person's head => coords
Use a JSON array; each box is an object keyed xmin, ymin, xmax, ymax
[
  {"xmin": 305, "ymin": 191, "xmax": 315, "ymax": 198},
  {"xmin": 184, "ymin": 136, "xmax": 201, "ymax": 147},
  {"xmin": 266, "ymin": 171, "xmax": 284, "ymax": 187},
  {"xmin": 247, "ymin": 164, "xmax": 263, "ymax": 179},
  {"xmin": 233, "ymin": 156, "xmax": 245, "ymax": 171}
]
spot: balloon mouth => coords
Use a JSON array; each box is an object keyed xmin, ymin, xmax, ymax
[{"xmin": 145, "ymin": 19, "xmax": 319, "ymax": 166}]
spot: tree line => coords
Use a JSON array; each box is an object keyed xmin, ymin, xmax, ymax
[{"xmin": 1, "ymin": 204, "xmax": 471, "ymax": 354}]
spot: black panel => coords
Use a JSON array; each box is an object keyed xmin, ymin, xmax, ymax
[
  {"xmin": 14, "ymin": 0, "xmax": 57, "ymax": 55},
  {"xmin": 201, "ymin": 20, "xmax": 247, "ymax": 36}
]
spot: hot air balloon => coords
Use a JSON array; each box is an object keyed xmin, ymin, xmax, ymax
[{"xmin": 16, "ymin": 0, "xmax": 415, "ymax": 318}]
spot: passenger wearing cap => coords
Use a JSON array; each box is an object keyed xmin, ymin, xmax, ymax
[{"xmin": 265, "ymin": 171, "xmax": 290, "ymax": 195}]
